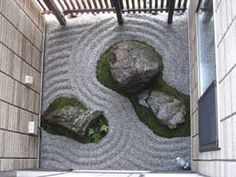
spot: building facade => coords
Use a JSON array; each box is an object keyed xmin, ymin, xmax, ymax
[
  {"xmin": 189, "ymin": 0, "xmax": 236, "ymax": 176},
  {"xmin": 0, "ymin": 0, "xmax": 236, "ymax": 176},
  {"xmin": 0, "ymin": 0, "xmax": 44, "ymax": 171}
]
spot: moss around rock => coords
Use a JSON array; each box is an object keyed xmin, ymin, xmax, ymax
[
  {"xmin": 42, "ymin": 97, "xmax": 109, "ymax": 143},
  {"xmin": 138, "ymin": 90, "xmax": 186, "ymax": 129},
  {"xmin": 96, "ymin": 40, "xmax": 190, "ymax": 138}
]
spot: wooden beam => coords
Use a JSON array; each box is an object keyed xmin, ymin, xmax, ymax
[
  {"xmin": 202, "ymin": 0, "xmax": 213, "ymax": 23},
  {"xmin": 112, "ymin": 0, "xmax": 123, "ymax": 25},
  {"xmin": 167, "ymin": 0, "xmax": 175, "ymax": 24},
  {"xmin": 183, "ymin": 0, "xmax": 188, "ymax": 10},
  {"xmin": 161, "ymin": 0, "xmax": 164, "ymax": 9},
  {"xmin": 196, "ymin": 0, "xmax": 202, "ymax": 12},
  {"xmin": 43, "ymin": 0, "xmax": 66, "ymax": 25},
  {"xmin": 37, "ymin": 0, "xmax": 46, "ymax": 11},
  {"xmin": 63, "ymin": 8, "xmax": 114, "ymax": 14},
  {"xmin": 126, "ymin": 0, "xmax": 130, "ymax": 13}
]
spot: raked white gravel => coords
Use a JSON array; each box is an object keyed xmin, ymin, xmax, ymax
[{"xmin": 41, "ymin": 13, "xmax": 190, "ymax": 171}]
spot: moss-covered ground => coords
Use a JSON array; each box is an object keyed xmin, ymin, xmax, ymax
[
  {"xmin": 96, "ymin": 40, "xmax": 190, "ymax": 138},
  {"xmin": 41, "ymin": 97, "xmax": 109, "ymax": 143}
]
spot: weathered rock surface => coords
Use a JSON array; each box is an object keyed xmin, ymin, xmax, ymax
[
  {"xmin": 139, "ymin": 90, "xmax": 186, "ymax": 129},
  {"xmin": 43, "ymin": 106, "xmax": 103, "ymax": 136},
  {"xmin": 108, "ymin": 41, "xmax": 161, "ymax": 94}
]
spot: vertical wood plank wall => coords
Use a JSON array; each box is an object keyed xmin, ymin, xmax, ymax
[
  {"xmin": 189, "ymin": 0, "xmax": 236, "ymax": 176},
  {"xmin": 0, "ymin": 0, "xmax": 44, "ymax": 171}
]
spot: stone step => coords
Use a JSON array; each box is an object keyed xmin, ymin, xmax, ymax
[{"xmin": 16, "ymin": 170, "xmax": 202, "ymax": 177}]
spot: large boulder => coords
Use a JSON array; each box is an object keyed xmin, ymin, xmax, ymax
[
  {"xmin": 43, "ymin": 106, "xmax": 103, "ymax": 136},
  {"xmin": 138, "ymin": 90, "xmax": 186, "ymax": 129},
  {"xmin": 108, "ymin": 41, "xmax": 161, "ymax": 94}
]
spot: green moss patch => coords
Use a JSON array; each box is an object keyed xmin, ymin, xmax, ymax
[
  {"xmin": 96, "ymin": 48, "xmax": 122, "ymax": 94},
  {"xmin": 96, "ymin": 40, "xmax": 190, "ymax": 138},
  {"xmin": 129, "ymin": 94, "xmax": 190, "ymax": 138},
  {"xmin": 41, "ymin": 97, "xmax": 109, "ymax": 143}
]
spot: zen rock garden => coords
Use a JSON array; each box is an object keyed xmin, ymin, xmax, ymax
[
  {"xmin": 42, "ymin": 40, "xmax": 189, "ymax": 143},
  {"xmin": 41, "ymin": 14, "xmax": 190, "ymax": 170}
]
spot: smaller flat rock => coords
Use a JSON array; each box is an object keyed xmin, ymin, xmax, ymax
[
  {"xmin": 43, "ymin": 106, "xmax": 103, "ymax": 136},
  {"xmin": 138, "ymin": 90, "xmax": 186, "ymax": 129}
]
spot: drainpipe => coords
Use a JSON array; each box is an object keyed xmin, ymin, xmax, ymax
[{"xmin": 37, "ymin": 15, "xmax": 47, "ymax": 169}]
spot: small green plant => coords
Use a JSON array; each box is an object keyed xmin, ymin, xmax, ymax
[
  {"xmin": 100, "ymin": 124, "xmax": 109, "ymax": 133},
  {"xmin": 88, "ymin": 120, "xmax": 109, "ymax": 143}
]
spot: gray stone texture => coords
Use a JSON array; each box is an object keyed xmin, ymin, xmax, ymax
[
  {"xmin": 138, "ymin": 90, "xmax": 186, "ymax": 129},
  {"xmin": 108, "ymin": 41, "xmax": 161, "ymax": 94},
  {"xmin": 41, "ymin": 13, "xmax": 190, "ymax": 171},
  {"xmin": 43, "ymin": 106, "xmax": 103, "ymax": 136}
]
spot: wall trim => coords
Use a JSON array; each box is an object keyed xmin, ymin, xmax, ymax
[
  {"xmin": 193, "ymin": 159, "xmax": 236, "ymax": 162},
  {"xmin": 219, "ymin": 63, "xmax": 236, "ymax": 84},
  {"xmin": 0, "ymin": 157, "xmax": 37, "ymax": 159},
  {"xmin": 192, "ymin": 133, "xmax": 199, "ymax": 138},
  {"xmin": 13, "ymin": 0, "xmax": 44, "ymax": 33},
  {"xmin": 220, "ymin": 111, "xmax": 236, "ymax": 122},
  {"xmin": 0, "ymin": 12, "xmax": 42, "ymax": 52},
  {"xmin": 0, "ymin": 127, "xmax": 38, "ymax": 137},
  {"xmin": 0, "ymin": 71, "xmax": 40, "ymax": 95},
  {"xmin": 0, "ymin": 99, "xmax": 39, "ymax": 115},
  {"xmin": 0, "ymin": 41, "xmax": 41, "ymax": 73}
]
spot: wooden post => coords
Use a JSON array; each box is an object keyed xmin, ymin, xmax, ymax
[
  {"xmin": 168, "ymin": 0, "xmax": 175, "ymax": 24},
  {"xmin": 112, "ymin": 0, "xmax": 123, "ymax": 25},
  {"xmin": 43, "ymin": 0, "xmax": 66, "ymax": 26},
  {"xmin": 183, "ymin": 0, "xmax": 188, "ymax": 11}
]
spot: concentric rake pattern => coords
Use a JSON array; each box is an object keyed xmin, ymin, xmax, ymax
[{"xmin": 41, "ymin": 14, "xmax": 190, "ymax": 171}]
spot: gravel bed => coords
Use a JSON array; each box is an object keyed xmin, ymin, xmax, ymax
[{"xmin": 41, "ymin": 13, "xmax": 190, "ymax": 171}]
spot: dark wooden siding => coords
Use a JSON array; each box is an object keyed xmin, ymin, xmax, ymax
[{"xmin": 37, "ymin": 0, "xmax": 188, "ymax": 15}]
